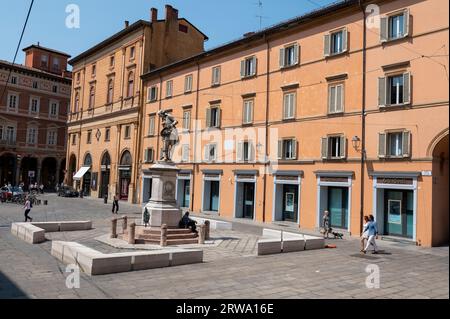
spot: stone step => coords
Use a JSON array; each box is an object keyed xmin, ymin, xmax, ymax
[
  {"xmin": 137, "ymin": 233, "xmax": 197, "ymax": 241},
  {"xmin": 134, "ymin": 237, "xmax": 199, "ymax": 246},
  {"xmin": 139, "ymin": 229, "xmax": 194, "ymax": 236}
]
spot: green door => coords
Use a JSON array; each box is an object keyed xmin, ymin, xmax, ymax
[{"xmin": 328, "ymin": 187, "xmax": 348, "ymax": 229}]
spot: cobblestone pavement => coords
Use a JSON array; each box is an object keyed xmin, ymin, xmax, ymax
[{"xmin": 0, "ymin": 194, "xmax": 448, "ymax": 299}]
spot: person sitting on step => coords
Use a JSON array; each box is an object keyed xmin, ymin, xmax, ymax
[{"xmin": 179, "ymin": 211, "xmax": 198, "ymax": 234}]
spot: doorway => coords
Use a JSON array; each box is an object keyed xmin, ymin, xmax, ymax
[
  {"xmin": 383, "ymin": 189, "xmax": 414, "ymax": 239},
  {"xmin": 235, "ymin": 181, "xmax": 255, "ymax": 219},
  {"xmin": 203, "ymin": 180, "xmax": 220, "ymax": 212},
  {"xmin": 327, "ymin": 187, "xmax": 348, "ymax": 229}
]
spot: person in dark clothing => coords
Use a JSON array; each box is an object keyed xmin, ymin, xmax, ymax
[
  {"xmin": 112, "ymin": 195, "xmax": 119, "ymax": 214},
  {"xmin": 179, "ymin": 212, "xmax": 197, "ymax": 233},
  {"xmin": 24, "ymin": 196, "xmax": 32, "ymax": 222}
]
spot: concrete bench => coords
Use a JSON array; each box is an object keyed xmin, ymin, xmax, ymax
[
  {"xmin": 257, "ymin": 238, "xmax": 282, "ymax": 255},
  {"xmin": 257, "ymin": 229, "xmax": 324, "ymax": 255},
  {"xmin": 303, "ymin": 235, "xmax": 325, "ymax": 250},
  {"xmin": 51, "ymin": 241, "xmax": 203, "ymax": 276},
  {"xmin": 11, "ymin": 223, "xmax": 46, "ymax": 244},
  {"xmin": 11, "ymin": 221, "xmax": 93, "ymax": 245},
  {"xmin": 191, "ymin": 217, "xmax": 232, "ymax": 230}
]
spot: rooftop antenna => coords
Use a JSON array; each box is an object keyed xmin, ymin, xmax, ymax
[{"xmin": 254, "ymin": 0, "xmax": 268, "ymax": 30}]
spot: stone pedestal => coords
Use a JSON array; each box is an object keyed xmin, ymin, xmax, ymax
[{"xmin": 142, "ymin": 162, "xmax": 182, "ymax": 228}]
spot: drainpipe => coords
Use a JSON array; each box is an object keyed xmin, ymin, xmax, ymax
[
  {"xmin": 156, "ymin": 75, "xmax": 163, "ymax": 159},
  {"xmin": 262, "ymin": 35, "xmax": 271, "ymax": 223},
  {"xmin": 191, "ymin": 61, "xmax": 201, "ymax": 213},
  {"xmin": 359, "ymin": 0, "xmax": 367, "ymax": 234}
]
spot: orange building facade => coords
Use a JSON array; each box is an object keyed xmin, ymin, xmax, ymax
[{"xmin": 140, "ymin": 0, "xmax": 449, "ymax": 247}]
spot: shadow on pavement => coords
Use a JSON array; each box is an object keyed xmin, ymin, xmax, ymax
[{"xmin": 0, "ymin": 270, "xmax": 29, "ymax": 299}]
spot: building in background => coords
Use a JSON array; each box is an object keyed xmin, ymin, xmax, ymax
[
  {"xmin": 0, "ymin": 44, "xmax": 71, "ymax": 190},
  {"xmin": 66, "ymin": 5, "xmax": 208, "ymax": 202},
  {"xmin": 141, "ymin": 0, "xmax": 448, "ymax": 247}
]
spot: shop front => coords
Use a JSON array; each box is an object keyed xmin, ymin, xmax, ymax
[
  {"xmin": 176, "ymin": 170, "xmax": 192, "ymax": 209},
  {"xmin": 201, "ymin": 170, "xmax": 222, "ymax": 213},
  {"xmin": 234, "ymin": 170, "xmax": 258, "ymax": 220},
  {"xmin": 272, "ymin": 171, "xmax": 302, "ymax": 224}
]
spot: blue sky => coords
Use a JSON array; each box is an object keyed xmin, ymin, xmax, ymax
[{"xmin": 0, "ymin": 0, "xmax": 336, "ymax": 68}]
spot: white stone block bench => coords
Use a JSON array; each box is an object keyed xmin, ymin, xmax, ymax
[
  {"xmin": 11, "ymin": 221, "xmax": 93, "ymax": 244},
  {"xmin": 191, "ymin": 217, "xmax": 232, "ymax": 230},
  {"xmin": 257, "ymin": 229, "xmax": 324, "ymax": 256},
  {"xmin": 51, "ymin": 241, "xmax": 203, "ymax": 276}
]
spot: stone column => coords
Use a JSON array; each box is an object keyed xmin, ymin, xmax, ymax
[
  {"xmin": 128, "ymin": 222, "xmax": 136, "ymax": 245},
  {"xmin": 198, "ymin": 225, "xmax": 205, "ymax": 245},
  {"xmin": 122, "ymin": 216, "xmax": 128, "ymax": 233},
  {"xmin": 160, "ymin": 224, "xmax": 168, "ymax": 247},
  {"xmin": 204, "ymin": 221, "xmax": 210, "ymax": 240},
  {"xmin": 111, "ymin": 218, "xmax": 118, "ymax": 239}
]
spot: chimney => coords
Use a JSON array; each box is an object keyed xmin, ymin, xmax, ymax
[
  {"xmin": 124, "ymin": 20, "xmax": 130, "ymax": 28},
  {"xmin": 151, "ymin": 8, "xmax": 158, "ymax": 22},
  {"xmin": 165, "ymin": 5, "xmax": 178, "ymax": 21}
]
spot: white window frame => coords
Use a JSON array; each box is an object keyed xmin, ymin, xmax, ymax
[
  {"xmin": 241, "ymin": 56, "xmax": 257, "ymax": 78},
  {"xmin": 183, "ymin": 110, "xmax": 191, "ymax": 131},
  {"xmin": 243, "ymin": 99, "xmax": 254, "ymax": 124},
  {"xmin": 166, "ymin": 80, "xmax": 173, "ymax": 98},
  {"xmin": 49, "ymin": 100, "xmax": 59, "ymax": 118},
  {"xmin": 41, "ymin": 54, "xmax": 48, "ymax": 67},
  {"xmin": 7, "ymin": 93, "xmax": 19, "ymax": 113},
  {"xmin": 47, "ymin": 128, "xmax": 57, "ymax": 146},
  {"xmin": 205, "ymin": 144, "xmax": 217, "ymax": 162},
  {"xmin": 212, "ymin": 66, "xmax": 221, "ymax": 86},
  {"xmin": 283, "ymin": 92, "xmax": 296, "ymax": 120},
  {"xmin": 29, "ymin": 96, "xmax": 40, "ymax": 115},
  {"xmin": 10, "ymin": 76, "xmax": 17, "ymax": 85},
  {"xmin": 185, "ymin": 74, "xmax": 193, "ymax": 93},
  {"xmin": 328, "ymin": 83, "xmax": 344, "ymax": 114},
  {"xmin": 27, "ymin": 125, "xmax": 38, "ymax": 145},
  {"xmin": 280, "ymin": 43, "xmax": 299, "ymax": 68},
  {"xmin": 148, "ymin": 86, "xmax": 158, "ymax": 102},
  {"xmin": 148, "ymin": 115, "xmax": 155, "ymax": 136},
  {"xmin": 144, "ymin": 148, "xmax": 155, "ymax": 163},
  {"xmin": 105, "ymin": 127, "xmax": 111, "ymax": 142}
]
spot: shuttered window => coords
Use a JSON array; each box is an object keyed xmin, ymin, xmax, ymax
[
  {"xmin": 148, "ymin": 116, "xmax": 155, "ymax": 136},
  {"xmin": 240, "ymin": 56, "xmax": 257, "ymax": 78},
  {"xmin": 321, "ymin": 135, "xmax": 346, "ymax": 159},
  {"xmin": 144, "ymin": 148, "xmax": 154, "ymax": 163},
  {"xmin": 166, "ymin": 80, "xmax": 173, "ymax": 98},
  {"xmin": 324, "ymin": 28, "xmax": 348, "ymax": 57},
  {"xmin": 380, "ymin": 9, "xmax": 410, "ymax": 42},
  {"xmin": 277, "ymin": 139, "xmax": 298, "ymax": 160},
  {"xmin": 212, "ymin": 66, "xmax": 221, "ymax": 86},
  {"xmin": 206, "ymin": 107, "xmax": 221, "ymax": 128},
  {"xmin": 204, "ymin": 144, "xmax": 217, "ymax": 161},
  {"xmin": 185, "ymin": 75, "xmax": 193, "ymax": 93},
  {"xmin": 283, "ymin": 92, "xmax": 296, "ymax": 120},
  {"xmin": 379, "ymin": 72, "xmax": 411, "ymax": 107},
  {"xmin": 379, "ymin": 131, "xmax": 411, "ymax": 158},
  {"xmin": 328, "ymin": 84, "xmax": 344, "ymax": 114},
  {"xmin": 280, "ymin": 43, "xmax": 299, "ymax": 68},
  {"xmin": 243, "ymin": 99, "xmax": 254, "ymax": 124},
  {"xmin": 237, "ymin": 141, "xmax": 255, "ymax": 162},
  {"xmin": 148, "ymin": 86, "xmax": 158, "ymax": 102},
  {"xmin": 183, "ymin": 111, "xmax": 191, "ymax": 130}
]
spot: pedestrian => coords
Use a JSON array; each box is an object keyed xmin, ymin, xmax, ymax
[
  {"xmin": 179, "ymin": 211, "xmax": 198, "ymax": 234},
  {"xmin": 363, "ymin": 214, "xmax": 379, "ymax": 254},
  {"xmin": 39, "ymin": 184, "xmax": 44, "ymax": 194},
  {"xmin": 24, "ymin": 196, "xmax": 33, "ymax": 222},
  {"xmin": 112, "ymin": 195, "xmax": 119, "ymax": 214},
  {"xmin": 360, "ymin": 216, "xmax": 370, "ymax": 252},
  {"xmin": 322, "ymin": 210, "xmax": 332, "ymax": 239}
]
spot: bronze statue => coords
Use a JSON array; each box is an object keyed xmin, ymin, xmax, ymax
[{"xmin": 158, "ymin": 110, "xmax": 179, "ymax": 161}]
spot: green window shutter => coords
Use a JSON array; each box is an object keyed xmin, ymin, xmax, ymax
[
  {"xmin": 378, "ymin": 133, "xmax": 387, "ymax": 158},
  {"xmin": 378, "ymin": 77, "xmax": 387, "ymax": 107},
  {"xmin": 204, "ymin": 145, "xmax": 209, "ymax": 161},
  {"xmin": 237, "ymin": 142, "xmax": 243, "ymax": 162},
  {"xmin": 324, "ymin": 34, "xmax": 331, "ymax": 57},
  {"xmin": 342, "ymin": 29, "xmax": 348, "ymax": 52},
  {"xmin": 294, "ymin": 43, "xmax": 300, "ymax": 65},
  {"xmin": 403, "ymin": 9, "xmax": 410, "ymax": 37},
  {"xmin": 206, "ymin": 108, "xmax": 211, "ymax": 127},
  {"xmin": 402, "ymin": 131, "xmax": 411, "ymax": 158},
  {"xmin": 216, "ymin": 108, "xmax": 221, "ymax": 127},
  {"xmin": 144, "ymin": 149, "xmax": 149, "ymax": 163},
  {"xmin": 403, "ymin": 72, "xmax": 411, "ymax": 105},
  {"xmin": 292, "ymin": 139, "xmax": 298, "ymax": 160},
  {"xmin": 251, "ymin": 57, "xmax": 257, "ymax": 76},
  {"xmin": 328, "ymin": 86, "xmax": 335, "ymax": 113},
  {"xmin": 277, "ymin": 140, "xmax": 283, "ymax": 160},
  {"xmin": 339, "ymin": 135, "xmax": 346, "ymax": 159},
  {"xmin": 336, "ymin": 85, "xmax": 343, "ymax": 112},
  {"xmin": 279, "ymin": 48, "xmax": 285, "ymax": 68},
  {"xmin": 321, "ymin": 137, "xmax": 328, "ymax": 159},
  {"xmin": 380, "ymin": 17, "xmax": 388, "ymax": 42},
  {"xmin": 249, "ymin": 142, "xmax": 255, "ymax": 162},
  {"xmin": 240, "ymin": 60, "xmax": 245, "ymax": 78}
]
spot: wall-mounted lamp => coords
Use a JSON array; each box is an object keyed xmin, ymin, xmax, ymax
[{"xmin": 352, "ymin": 136, "xmax": 361, "ymax": 151}]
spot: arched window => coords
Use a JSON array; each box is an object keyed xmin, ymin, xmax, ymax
[
  {"xmin": 127, "ymin": 72, "xmax": 134, "ymax": 98},
  {"xmin": 120, "ymin": 151, "xmax": 132, "ymax": 166},
  {"xmin": 74, "ymin": 92, "xmax": 80, "ymax": 113},
  {"xmin": 107, "ymin": 79, "xmax": 114, "ymax": 104},
  {"xmin": 84, "ymin": 153, "xmax": 93, "ymax": 166},
  {"xmin": 89, "ymin": 86, "xmax": 95, "ymax": 108},
  {"xmin": 101, "ymin": 152, "xmax": 111, "ymax": 166}
]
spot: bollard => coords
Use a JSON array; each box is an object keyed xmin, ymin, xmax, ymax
[
  {"xmin": 43, "ymin": 200, "xmax": 48, "ymax": 206},
  {"xmin": 111, "ymin": 218, "xmax": 118, "ymax": 239},
  {"xmin": 128, "ymin": 222, "xmax": 136, "ymax": 245},
  {"xmin": 198, "ymin": 225, "xmax": 205, "ymax": 245},
  {"xmin": 160, "ymin": 224, "xmax": 168, "ymax": 247},
  {"xmin": 204, "ymin": 220, "xmax": 210, "ymax": 240},
  {"xmin": 122, "ymin": 216, "xmax": 128, "ymax": 233}
]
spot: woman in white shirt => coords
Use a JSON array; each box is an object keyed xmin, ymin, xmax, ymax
[
  {"xmin": 24, "ymin": 197, "xmax": 32, "ymax": 222},
  {"xmin": 360, "ymin": 216, "xmax": 370, "ymax": 252}
]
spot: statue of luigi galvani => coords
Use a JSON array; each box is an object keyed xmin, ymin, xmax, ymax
[{"xmin": 142, "ymin": 110, "xmax": 182, "ymax": 230}]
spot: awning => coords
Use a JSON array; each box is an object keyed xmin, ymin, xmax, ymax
[{"xmin": 73, "ymin": 166, "xmax": 91, "ymax": 180}]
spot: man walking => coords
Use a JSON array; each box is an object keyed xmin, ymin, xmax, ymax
[
  {"xmin": 112, "ymin": 195, "xmax": 119, "ymax": 214},
  {"xmin": 363, "ymin": 215, "xmax": 378, "ymax": 254},
  {"xmin": 24, "ymin": 196, "xmax": 32, "ymax": 222}
]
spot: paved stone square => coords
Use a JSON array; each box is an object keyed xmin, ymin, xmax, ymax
[{"xmin": 0, "ymin": 194, "xmax": 448, "ymax": 299}]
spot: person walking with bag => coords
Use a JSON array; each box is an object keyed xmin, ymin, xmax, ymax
[
  {"xmin": 112, "ymin": 195, "xmax": 119, "ymax": 214},
  {"xmin": 24, "ymin": 196, "xmax": 33, "ymax": 222},
  {"xmin": 363, "ymin": 215, "xmax": 379, "ymax": 254}
]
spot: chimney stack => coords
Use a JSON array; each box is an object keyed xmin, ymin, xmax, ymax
[
  {"xmin": 151, "ymin": 8, "xmax": 158, "ymax": 22},
  {"xmin": 124, "ymin": 20, "xmax": 130, "ymax": 28},
  {"xmin": 165, "ymin": 5, "xmax": 178, "ymax": 21}
]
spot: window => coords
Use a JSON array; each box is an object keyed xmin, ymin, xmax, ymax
[
  {"xmin": 74, "ymin": 92, "xmax": 80, "ymax": 113},
  {"xmin": 10, "ymin": 76, "xmax": 17, "ymax": 85},
  {"xmin": 283, "ymin": 92, "xmax": 296, "ymax": 120},
  {"xmin": 181, "ymin": 145, "xmax": 189, "ymax": 162},
  {"xmin": 381, "ymin": 10, "xmax": 409, "ymax": 42},
  {"xmin": 328, "ymin": 84, "xmax": 344, "ymax": 114},
  {"xmin": 127, "ymin": 72, "xmax": 134, "ymax": 98},
  {"xmin": 7, "ymin": 93, "xmax": 18, "ymax": 111},
  {"xmin": 53, "ymin": 57, "xmax": 60, "ymax": 71},
  {"xmin": 30, "ymin": 97, "xmax": 40, "ymax": 114},
  {"xmin": 27, "ymin": 126, "xmax": 37, "ymax": 145},
  {"xmin": 243, "ymin": 99, "xmax": 254, "ymax": 124},
  {"xmin": 49, "ymin": 101, "xmax": 59, "ymax": 117},
  {"xmin": 92, "ymin": 64, "xmax": 96, "ymax": 77},
  {"xmin": 41, "ymin": 55, "xmax": 48, "ymax": 67},
  {"xmin": 110, "ymin": 55, "xmax": 115, "ymax": 68},
  {"xmin": 204, "ymin": 144, "xmax": 217, "ymax": 162},
  {"xmin": 206, "ymin": 106, "xmax": 221, "ymax": 128},
  {"xmin": 33, "ymin": 81, "xmax": 38, "ymax": 89},
  {"xmin": 6, "ymin": 126, "xmax": 15, "ymax": 144},
  {"xmin": 378, "ymin": 73, "xmax": 411, "ymax": 107},
  {"xmin": 183, "ymin": 110, "xmax": 191, "ymax": 130},
  {"xmin": 124, "ymin": 125, "xmax": 131, "ymax": 139},
  {"xmin": 130, "ymin": 46, "xmax": 135, "ymax": 60},
  {"xmin": 87, "ymin": 130, "xmax": 92, "ymax": 144},
  {"xmin": 107, "ymin": 79, "xmax": 114, "ymax": 104},
  {"xmin": 89, "ymin": 86, "xmax": 95, "ymax": 109},
  {"xmin": 72, "ymin": 134, "xmax": 76, "ymax": 145},
  {"xmin": 148, "ymin": 86, "xmax": 158, "ymax": 102},
  {"xmin": 321, "ymin": 135, "xmax": 346, "ymax": 160},
  {"xmin": 166, "ymin": 80, "xmax": 173, "ymax": 98},
  {"xmin": 277, "ymin": 139, "xmax": 297, "ymax": 160},
  {"xmin": 148, "ymin": 116, "xmax": 155, "ymax": 136},
  {"xmin": 324, "ymin": 29, "xmax": 348, "ymax": 56},
  {"xmin": 179, "ymin": 24, "xmax": 188, "ymax": 33},
  {"xmin": 185, "ymin": 75, "xmax": 193, "ymax": 93},
  {"xmin": 52, "ymin": 85, "xmax": 58, "ymax": 93},
  {"xmin": 240, "ymin": 56, "xmax": 257, "ymax": 78},
  {"xmin": 76, "ymin": 72, "xmax": 80, "ymax": 82},
  {"xmin": 379, "ymin": 131, "xmax": 411, "ymax": 158},
  {"xmin": 212, "ymin": 66, "xmax": 221, "ymax": 86},
  {"xmin": 47, "ymin": 129, "xmax": 57, "ymax": 146},
  {"xmin": 280, "ymin": 43, "xmax": 299, "ymax": 68},
  {"xmin": 144, "ymin": 148, "xmax": 155, "ymax": 163},
  {"xmin": 105, "ymin": 127, "xmax": 110, "ymax": 141},
  {"xmin": 238, "ymin": 141, "xmax": 255, "ymax": 162}
]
